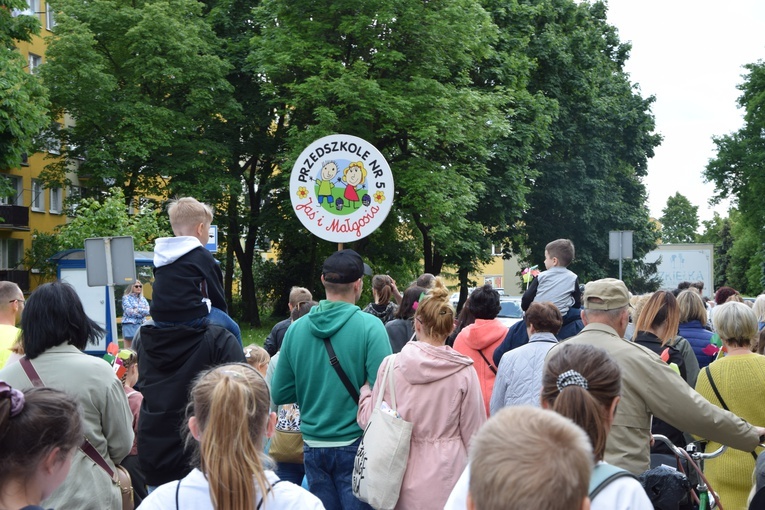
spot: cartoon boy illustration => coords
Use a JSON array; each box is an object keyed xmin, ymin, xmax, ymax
[
  {"xmin": 342, "ymin": 161, "xmax": 367, "ymax": 209},
  {"xmin": 316, "ymin": 161, "xmax": 338, "ymax": 207}
]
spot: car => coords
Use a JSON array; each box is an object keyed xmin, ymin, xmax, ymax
[{"xmin": 497, "ymin": 297, "xmax": 524, "ymax": 328}]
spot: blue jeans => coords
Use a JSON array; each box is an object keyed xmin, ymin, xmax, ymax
[
  {"xmin": 154, "ymin": 307, "xmax": 242, "ymax": 345},
  {"xmin": 304, "ymin": 438, "xmax": 372, "ymax": 510}
]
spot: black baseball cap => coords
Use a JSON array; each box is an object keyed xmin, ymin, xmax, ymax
[{"xmin": 322, "ymin": 249, "xmax": 372, "ymax": 284}]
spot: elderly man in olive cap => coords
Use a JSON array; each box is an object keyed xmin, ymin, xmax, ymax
[
  {"xmin": 271, "ymin": 249, "xmax": 391, "ymax": 509},
  {"xmin": 549, "ymin": 278, "xmax": 765, "ymax": 475}
]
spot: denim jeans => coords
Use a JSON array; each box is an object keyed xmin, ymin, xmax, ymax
[
  {"xmin": 276, "ymin": 461, "xmax": 306, "ymax": 486},
  {"xmin": 304, "ymin": 438, "xmax": 372, "ymax": 510}
]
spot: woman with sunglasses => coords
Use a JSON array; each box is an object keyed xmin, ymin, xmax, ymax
[{"xmin": 122, "ymin": 280, "xmax": 150, "ymax": 349}]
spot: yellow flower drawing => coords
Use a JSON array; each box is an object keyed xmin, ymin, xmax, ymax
[
  {"xmin": 373, "ymin": 191, "xmax": 385, "ymax": 204},
  {"xmin": 297, "ymin": 186, "xmax": 308, "ymax": 199}
]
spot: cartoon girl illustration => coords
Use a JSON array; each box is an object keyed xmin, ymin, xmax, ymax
[
  {"xmin": 316, "ymin": 161, "xmax": 338, "ymax": 208},
  {"xmin": 342, "ymin": 161, "xmax": 367, "ymax": 209}
]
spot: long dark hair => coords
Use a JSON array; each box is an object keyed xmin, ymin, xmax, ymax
[{"xmin": 21, "ymin": 281, "xmax": 105, "ymax": 359}]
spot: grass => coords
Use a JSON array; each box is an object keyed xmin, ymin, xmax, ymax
[{"xmin": 240, "ymin": 316, "xmax": 282, "ymax": 347}]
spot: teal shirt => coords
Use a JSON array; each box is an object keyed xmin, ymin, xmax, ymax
[{"xmin": 271, "ymin": 300, "xmax": 392, "ymax": 445}]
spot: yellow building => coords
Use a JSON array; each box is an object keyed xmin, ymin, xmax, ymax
[{"xmin": 1, "ymin": 1, "xmax": 76, "ymax": 292}]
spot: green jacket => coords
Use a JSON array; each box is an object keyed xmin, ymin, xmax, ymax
[
  {"xmin": 550, "ymin": 322, "xmax": 760, "ymax": 475},
  {"xmin": 271, "ymin": 300, "xmax": 392, "ymax": 445}
]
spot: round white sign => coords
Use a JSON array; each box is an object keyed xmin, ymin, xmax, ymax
[{"xmin": 290, "ymin": 134, "xmax": 394, "ymax": 243}]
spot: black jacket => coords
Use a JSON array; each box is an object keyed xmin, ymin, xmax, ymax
[
  {"xmin": 263, "ymin": 318, "xmax": 291, "ymax": 357},
  {"xmin": 136, "ymin": 323, "xmax": 245, "ymax": 485}
]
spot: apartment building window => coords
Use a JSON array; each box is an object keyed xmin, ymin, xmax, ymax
[
  {"xmin": 50, "ymin": 187, "xmax": 63, "ymax": 214},
  {"xmin": 28, "ymin": 53, "xmax": 42, "ymax": 75},
  {"xmin": 46, "ymin": 1, "xmax": 56, "ymax": 30},
  {"xmin": 0, "ymin": 176, "xmax": 24, "ymax": 206},
  {"xmin": 0, "ymin": 239, "xmax": 24, "ymax": 270},
  {"xmin": 31, "ymin": 179, "xmax": 44, "ymax": 211},
  {"xmin": 12, "ymin": 0, "xmax": 36, "ymax": 16}
]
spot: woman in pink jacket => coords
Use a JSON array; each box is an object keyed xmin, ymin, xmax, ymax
[
  {"xmin": 453, "ymin": 284, "xmax": 508, "ymax": 413},
  {"xmin": 357, "ymin": 278, "xmax": 486, "ymax": 510}
]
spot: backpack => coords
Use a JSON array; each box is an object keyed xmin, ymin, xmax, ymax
[{"xmin": 589, "ymin": 463, "xmax": 637, "ymax": 500}]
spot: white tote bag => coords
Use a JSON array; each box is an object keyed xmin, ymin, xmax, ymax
[{"xmin": 352, "ymin": 354, "xmax": 413, "ymax": 510}]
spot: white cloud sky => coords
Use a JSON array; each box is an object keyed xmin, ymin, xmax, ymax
[{"xmin": 605, "ymin": 0, "xmax": 765, "ymax": 224}]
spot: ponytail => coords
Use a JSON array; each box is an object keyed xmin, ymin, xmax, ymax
[
  {"xmin": 189, "ymin": 364, "xmax": 272, "ymax": 510},
  {"xmin": 541, "ymin": 344, "xmax": 621, "ymax": 461},
  {"xmin": 372, "ymin": 275, "xmax": 393, "ymax": 306}
]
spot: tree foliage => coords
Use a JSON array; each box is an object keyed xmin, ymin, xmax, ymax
[
  {"xmin": 249, "ymin": 0, "xmax": 540, "ymax": 285},
  {"xmin": 516, "ymin": 0, "xmax": 661, "ymax": 288},
  {"xmin": 705, "ymin": 61, "xmax": 765, "ymax": 294},
  {"xmin": 659, "ymin": 192, "xmax": 699, "ymax": 244},
  {"xmin": 24, "ymin": 188, "xmax": 170, "ymax": 280},
  {"xmin": 0, "ymin": 0, "xmax": 50, "ymax": 172},
  {"xmin": 39, "ymin": 0, "xmax": 239, "ymax": 200}
]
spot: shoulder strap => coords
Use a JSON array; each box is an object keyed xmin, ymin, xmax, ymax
[
  {"xmin": 256, "ymin": 480, "xmax": 284, "ymax": 510},
  {"xmin": 176, "ymin": 480, "xmax": 181, "ymax": 510},
  {"xmin": 323, "ymin": 337, "xmax": 359, "ymax": 404},
  {"xmin": 704, "ymin": 366, "xmax": 728, "ymax": 411},
  {"xmin": 705, "ymin": 366, "xmax": 758, "ymax": 461},
  {"xmin": 19, "ymin": 356, "xmax": 44, "ymax": 387},
  {"xmin": 588, "ymin": 463, "xmax": 635, "ymax": 500},
  {"xmin": 20, "ymin": 357, "xmax": 119, "ymax": 479},
  {"xmin": 478, "ymin": 349, "xmax": 497, "ymax": 374}
]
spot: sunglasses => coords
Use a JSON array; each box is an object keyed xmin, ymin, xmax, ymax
[{"xmin": 134, "ymin": 284, "xmax": 143, "ymax": 288}]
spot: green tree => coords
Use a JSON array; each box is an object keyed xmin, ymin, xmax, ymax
[
  {"xmin": 249, "ymin": 0, "xmax": 540, "ymax": 285},
  {"xmin": 705, "ymin": 61, "xmax": 765, "ymax": 293},
  {"xmin": 515, "ymin": 0, "xmax": 662, "ymax": 287},
  {"xmin": 24, "ymin": 188, "xmax": 170, "ymax": 280},
  {"xmin": 39, "ymin": 0, "xmax": 239, "ymax": 201},
  {"xmin": 659, "ymin": 192, "xmax": 699, "ymax": 243},
  {"xmin": 0, "ymin": 0, "xmax": 50, "ymax": 173},
  {"xmin": 697, "ymin": 212, "xmax": 733, "ymax": 290}
]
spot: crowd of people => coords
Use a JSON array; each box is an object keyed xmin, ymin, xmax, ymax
[{"xmin": 3, "ymin": 217, "xmax": 765, "ymax": 510}]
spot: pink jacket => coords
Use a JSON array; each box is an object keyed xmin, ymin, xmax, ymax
[
  {"xmin": 452, "ymin": 319, "xmax": 508, "ymax": 414},
  {"xmin": 358, "ymin": 342, "xmax": 486, "ymax": 510}
]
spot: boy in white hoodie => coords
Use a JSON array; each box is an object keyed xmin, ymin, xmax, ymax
[{"xmin": 150, "ymin": 197, "xmax": 241, "ymax": 344}]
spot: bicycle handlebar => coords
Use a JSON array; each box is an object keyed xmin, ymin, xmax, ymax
[{"xmin": 652, "ymin": 434, "xmax": 727, "ymax": 460}]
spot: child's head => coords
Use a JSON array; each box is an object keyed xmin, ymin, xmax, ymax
[
  {"xmin": 288, "ymin": 286, "xmax": 312, "ymax": 311},
  {"xmin": 544, "ymin": 239, "xmax": 575, "ymax": 268},
  {"xmin": 754, "ymin": 328, "xmax": 765, "ymax": 355},
  {"xmin": 320, "ymin": 161, "xmax": 338, "ymax": 180},
  {"xmin": 187, "ymin": 363, "xmax": 275, "ymax": 510},
  {"xmin": 290, "ymin": 300, "xmax": 317, "ymax": 322},
  {"xmin": 167, "ymin": 197, "xmax": 213, "ymax": 243},
  {"xmin": 0, "ymin": 383, "xmax": 83, "ymax": 501},
  {"xmin": 541, "ymin": 343, "xmax": 621, "ymax": 461},
  {"xmin": 243, "ymin": 345, "xmax": 270, "ymax": 377},
  {"xmin": 467, "ymin": 406, "xmax": 592, "ymax": 510},
  {"xmin": 117, "ymin": 349, "xmax": 139, "ymax": 388}
]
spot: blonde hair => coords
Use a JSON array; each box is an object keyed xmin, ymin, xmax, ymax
[
  {"xmin": 413, "ymin": 277, "xmax": 454, "ymax": 341},
  {"xmin": 633, "ymin": 290, "xmax": 679, "ymax": 345},
  {"xmin": 168, "ymin": 197, "xmax": 213, "ymax": 236},
  {"xmin": 469, "ymin": 406, "xmax": 592, "ymax": 510},
  {"xmin": 117, "ymin": 349, "xmax": 138, "ymax": 386},
  {"xmin": 244, "ymin": 344, "xmax": 269, "ymax": 369},
  {"xmin": 288, "ymin": 287, "xmax": 312, "ymax": 308},
  {"xmin": 342, "ymin": 161, "xmax": 367, "ymax": 184},
  {"xmin": 188, "ymin": 363, "xmax": 271, "ymax": 510},
  {"xmin": 713, "ymin": 301, "xmax": 757, "ymax": 348},
  {"xmin": 677, "ymin": 289, "xmax": 708, "ymax": 325},
  {"xmin": 752, "ymin": 295, "xmax": 765, "ymax": 323}
]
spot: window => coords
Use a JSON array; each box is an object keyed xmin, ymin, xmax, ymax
[
  {"xmin": 28, "ymin": 53, "xmax": 42, "ymax": 75},
  {"xmin": 31, "ymin": 179, "xmax": 44, "ymax": 211},
  {"xmin": 43, "ymin": 123, "xmax": 61, "ymax": 154},
  {"xmin": 0, "ymin": 176, "xmax": 24, "ymax": 206},
  {"xmin": 0, "ymin": 239, "xmax": 24, "ymax": 270},
  {"xmin": 11, "ymin": 0, "xmax": 36, "ymax": 16},
  {"xmin": 50, "ymin": 187, "xmax": 62, "ymax": 213},
  {"xmin": 46, "ymin": 1, "xmax": 55, "ymax": 30}
]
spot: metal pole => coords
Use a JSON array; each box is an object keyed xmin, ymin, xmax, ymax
[
  {"xmin": 618, "ymin": 231, "xmax": 623, "ymax": 281},
  {"xmin": 104, "ymin": 238, "xmax": 118, "ymax": 346}
]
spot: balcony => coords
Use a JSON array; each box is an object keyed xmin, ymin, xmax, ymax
[
  {"xmin": 0, "ymin": 205, "xmax": 30, "ymax": 231},
  {"xmin": 0, "ymin": 270, "xmax": 30, "ymax": 291}
]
